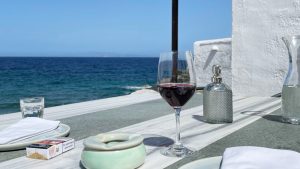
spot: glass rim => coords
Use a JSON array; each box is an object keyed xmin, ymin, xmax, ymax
[{"xmin": 20, "ymin": 97, "xmax": 44, "ymax": 103}]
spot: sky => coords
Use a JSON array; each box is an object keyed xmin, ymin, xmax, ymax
[{"xmin": 0, "ymin": 0, "xmax": 232, "ymax": 57}]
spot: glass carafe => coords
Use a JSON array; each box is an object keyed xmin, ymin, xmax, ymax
[{"xmin": 282, "ymin": 35, "xmax": 300, "ymax": 124}]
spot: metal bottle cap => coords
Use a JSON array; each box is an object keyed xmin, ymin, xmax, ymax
[{"xmin": 211, "ymin": 65, "xmax": 222, "ymax": 83}]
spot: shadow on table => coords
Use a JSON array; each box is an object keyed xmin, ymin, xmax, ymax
[
  {"xmin": 239, "ymin": 111, "xmax": 286, "ymax": 124},
  {"xmin": 262, "ymin": 114, "xmax": 284, "ymax": 123},
  {"xmin": 193, "ymin": 111, "xmax": 285, "ymax": 125},
  {"xmin": 79, "ymin": 161, "xmax": 86, "ymax": 169},
  {"xmin": 79, "ymin": 161, "xmax": 85, "ymax": 169},
  {"xmin": 143, "ymin": 134, "xmax": 174, "ymax": 147},
  {"xmin": 192, "ymin": 115, "xmax": 206, "ymax": 122}
]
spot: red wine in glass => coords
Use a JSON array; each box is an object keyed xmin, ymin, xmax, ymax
[
  {"xmin": 157, "ymin": 51, "xmax": 196, "ymax": 157},
  {"xmin": 158, "ymin": 83, "xmax": 196, "ymax": 107}
]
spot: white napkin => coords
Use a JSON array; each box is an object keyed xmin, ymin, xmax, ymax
[
  {"xmin": 0, "ymin": 117, "xmax": 60, "ymax": 144},
  {"xmin": 221, "ymin": 146, "xmax": 300, "ymax": 169}
]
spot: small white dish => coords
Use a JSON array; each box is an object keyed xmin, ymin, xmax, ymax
[{"xmin": 179, "ymin": 156, "xmax": 222, "ymax": 169}]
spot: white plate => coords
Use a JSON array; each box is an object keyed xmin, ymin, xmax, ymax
[
  {"xmin": 0, "ymin": 123, "xmax": 70, "ymax": 151},
  {"xmin": 179, "ymin": 156, "xmax": 222, "ymax": 169}
]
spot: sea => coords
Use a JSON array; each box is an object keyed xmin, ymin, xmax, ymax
[{"xmin": 0, "ymin": 57, "xmax": 158, "ymax": 114}]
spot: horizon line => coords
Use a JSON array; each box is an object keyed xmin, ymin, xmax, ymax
[{"xmin": 0, "ymin": 56, "xmax": 159, "ymax": 58}]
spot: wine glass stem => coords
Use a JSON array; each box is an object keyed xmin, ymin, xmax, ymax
[{"xmin": 174, "ymin": 107, "xmax": 182, "ymax": 148}]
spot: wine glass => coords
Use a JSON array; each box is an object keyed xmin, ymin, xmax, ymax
[{"xmin": 157, "ymin": 51, "xmax": 196, "ymax": 157}]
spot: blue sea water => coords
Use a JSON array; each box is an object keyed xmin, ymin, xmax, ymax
[{"xmin": 0, "ymin": 57, "xmax": 158, "ymax": 114}]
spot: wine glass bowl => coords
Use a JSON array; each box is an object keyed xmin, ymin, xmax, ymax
[
  {"xmin": 158, "ymin": 83, "xmax": 195, "ymax": 108},
  {"xmin": 157, "ymin": 51, "xmax": 196, "ymax": 157}
]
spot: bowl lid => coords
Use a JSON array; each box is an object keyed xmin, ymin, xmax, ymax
[{"xmin": 83, "ymin": 133, "xmax": 144, "ymax": 151}]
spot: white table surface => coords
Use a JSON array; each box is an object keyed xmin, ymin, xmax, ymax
[{"xmin": 0, "ymin": 96, "xmax": 280, "ymax": 169}]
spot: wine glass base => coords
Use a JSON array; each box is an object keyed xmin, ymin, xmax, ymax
[{"xmin": 160, "ymin": 145, "xmax": 194, "ymax": 157}]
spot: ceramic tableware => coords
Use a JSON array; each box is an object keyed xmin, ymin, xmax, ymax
[{"xmin": 81, "ymin": 133, "xmax": 146, "ymax": 169}]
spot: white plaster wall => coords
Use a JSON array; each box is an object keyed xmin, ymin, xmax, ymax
[
  {"xmin": 194, "ymin": 38, "xmax": 232, "ymax": 88},
  {"xmin": 232, "ymin": 0, "xmax": 300, "ymax": 96}
]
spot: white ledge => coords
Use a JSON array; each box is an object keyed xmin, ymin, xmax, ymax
[
  {"xmin": 194, "ymin": 38, "xmax": 232, "ymax": 46},
  {"xmin": 0, "ymin": 89, "xmax": 161, "ymax": 130}
]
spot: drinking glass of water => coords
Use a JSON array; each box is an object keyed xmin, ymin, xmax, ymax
[{"xmin": 20, "ymin": 97, "xmax": 44, "ymax": 118}]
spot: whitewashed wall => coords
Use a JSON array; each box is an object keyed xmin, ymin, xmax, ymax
[
  {"xmin": 232, "ymin": 0, "xmax": 300, "ymax": 96},
  {"xmin": 194, "ymin": 38, "xmax": 232, "ymax": 88}
]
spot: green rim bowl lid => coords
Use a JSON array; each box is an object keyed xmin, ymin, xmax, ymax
[
  {"xmin": 81, "ymin": 133, "xmax": 146, "ymax": 169},
  {"xmin": 83, "ymin": 133, "xmax": 144, "ymax": 151}
]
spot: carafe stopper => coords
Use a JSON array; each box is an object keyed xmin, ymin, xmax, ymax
[{"xmin": 212, "ymin": 65, "xmax": 222, "ymax": 83}]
